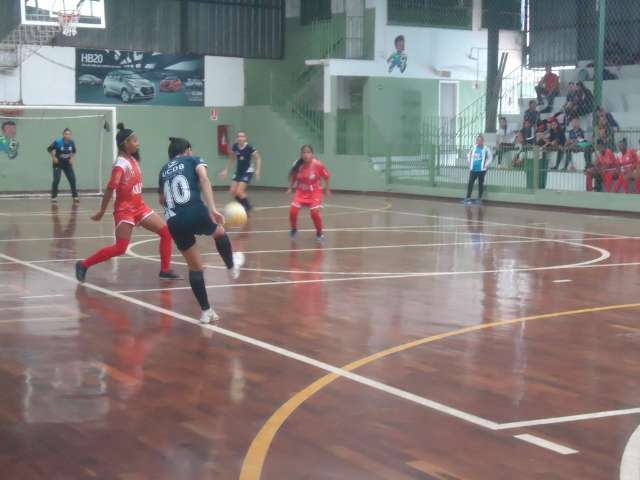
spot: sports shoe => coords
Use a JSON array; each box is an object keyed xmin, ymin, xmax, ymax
[
  {"xmin": 463, "ymin": 198, "xmax": 472, "ymax": 206},
  {"xmin": 73, "ymin": 197, "xmax": 80, "ymax": 204},
  {"xmin": 289, "ymin": 228, "xmax": 297, "ymax": 238},
  {"xmin": 316, "ymin": 233, "xmax": 325, "ymax": 241},
  {"xmin": 199, "ymin": 308, "xmax": 220, "ymax": 324},
  {"xmin": 159, "ymin": 270, "xmax": 181, "ymax": 280},
  {"xmin": 75, "ymin": 261, "xmax": 88, "ymax": 283},
  {"xmin": 51, "ymin": 198, "xmax": 58, "ymax": 203},
  {"xmin": 229, "ymin": 252, "xmax": 245, "ymax": 280}
]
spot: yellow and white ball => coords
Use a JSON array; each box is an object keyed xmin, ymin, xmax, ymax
[{"xmin": 223, "ymin": 201, "xmax": 248, "ymax": 227}]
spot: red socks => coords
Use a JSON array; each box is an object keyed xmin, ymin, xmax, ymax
[
  {"xmin": 159, "ymin": 225, "xmax": 173, "ymax": 272},
  {"xmin": 289, "ymin": 205, "xmax": 300, "ymax": 230},
  {"xmin": 82, "ymin": 237, "xmax": 129, "ymax": 268},
  {"xmin": 310, "ymin": 208, "xmax": 323, "ymax": 235},
  {"xmin": 289, "ymin": 206, "xmax": 323, "ymax": 235}
]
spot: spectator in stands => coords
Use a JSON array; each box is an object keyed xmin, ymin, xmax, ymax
[
  {"xmin": 547, "ymin": 118, "xmax": 567, "ymax": 170},
  {"xmin": 464, "ymin": 134, "xmax": 492, "ymax": 205},
  {"xmin": 614, "ymin": 138, "xmax": 639, "ymax": 193},
  {"xmin": 555, "ymin": 82, "xmax": 579, "ymax": 123},
  {"xmin": 511, "ymin": 131, "xmax": 528, "ymax": 168},
  {"xmin": 535, "ymin": 64, "xmax": 560, "ymax": 113},
  {"xmin": 565, "ymin": 118, "xmax": 592, "ymax": 169},
  {"xmin": 586, "ymin": 140, "xmax": 615, "ymax": 192},
  {"xmin": 520, "ymin": 119, "xmax": 536, "ymax": 145},
  {"xmin": 595, "ymin": 117, "xmax": 615, "ymax": 151},
  {"xmin": 574, "ymin": 81, "xmax": 594, "ymax": 117},
  {"xmin": 496, "ymin": 117, "xmax": 514, "ymax": 165},
  {"xmin": 596, "ymin": 106, "xmax": 620, "ymax": 132},
  {"xmin": 524, "ymin": 100, "xmax": 540, "ymax": 127}
]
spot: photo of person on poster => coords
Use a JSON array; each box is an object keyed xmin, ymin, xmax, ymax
[
  {"xmin": 387, "ymin": 35, "xmax": 407, "ymax": 73},
  {"xmin": 0, "ymin": 121, "xmax": 19, "ymax": 160}
]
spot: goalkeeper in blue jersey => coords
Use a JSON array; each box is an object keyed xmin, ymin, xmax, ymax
[
  {"xmin": 0, "ymin": 121, "xmax": 19, "ymax": 160},
  {"xmin": 387, "ymin": 35, "xmax": 407, "ymax": 73}
]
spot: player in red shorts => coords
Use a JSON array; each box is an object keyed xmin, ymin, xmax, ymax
[
  {"xmin": 586, "ymin": 140, "xmax": 616, "ymax": 192},
  {"xmin": 287, "ymin": 144, "xmax": 331, "ymax": 240},
  {"xmin": 614, "ymin": 138, "xmax": 639, "ymax": 193},
  {"xmin": 75, "ymin": 123, "xmax": 178, "ymax": 282}
]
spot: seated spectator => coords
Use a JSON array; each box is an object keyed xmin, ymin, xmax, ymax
[
  {"xmin": 565, "ymin": 118, "xmax": 592, "ymax": 169},
  {"xmin": 511, "ymin": 131, "xmax": 528, "ymax": 168},
  {"xmin": 520, "ymin": 119, "xmax": 536, "ymax": 145},
  {"xmin": 546, "ymin": 118, "xmax": 567, "ymax": 170},
  {"xmin": 535, "ymin": 64, "xmax": 560, "ymax": 113},
  {"xmin": 574, "ymin": 82, "xmax": 594, "ymax": 117},
  {"xmin": 596, "ymin": 106, "xmax": 620, "ymax": 132},
  {"xmin": 496, "ymin": 117, "xmax": 515, "ymax": 165},
  {"xmin": 524, "ymin": 100, "xmax": 540, "ymax": 127},
  {"xmin": 555, "ymin": 82, "xmax": 579, "ymax": 123},
  {"xmin": 586, "ymin": 140, "xmax": 616, "ymax": 192},
  {"xmin": 614, "ymin": 138, "xmax": 639, "ymax": 193},
  {"xmin": 595, "ymin": 119, "xmax": 615, "ymax": 151}
]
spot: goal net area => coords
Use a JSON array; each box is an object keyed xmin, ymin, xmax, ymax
[{"xmin": 0, "ymin": 105, "xmax": 116, "ymax": 197}]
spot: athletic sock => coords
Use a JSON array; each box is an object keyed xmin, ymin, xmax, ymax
[
  {"xmin": 158, "ymin": 225, "xmax": 173, "ymax": 272},
  {"xmin": 188, "ymin": 270, "xmax": 210, "ymax": 311},
  {"xmin": 310, "ymin": 208, "xmax": 323, "ymax": 235},
  {"xmin": 289, "ymin": 205, "xmax": 300, "ymax": 231},
  {"xmin": 214, "ymin": 234, "xmax": 234, "ymax": 269},
  {"xmin": 235, "ymin": 196, "xmax": 251, "ymax": 212},
  {"xmin": 82, "ymin": 237, "xmax": 129, "ymax": 268}
]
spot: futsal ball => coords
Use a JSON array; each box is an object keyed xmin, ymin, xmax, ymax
[{"xmin": 224, "ymin": 201, "xmax": 248, "ymax": 227}]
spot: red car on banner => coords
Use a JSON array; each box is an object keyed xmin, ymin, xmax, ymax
[{"xmin": 160, "ymin": 76, "xmax": 183, "ymax": 92}]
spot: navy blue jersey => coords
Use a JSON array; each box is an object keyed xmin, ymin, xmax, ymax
[
  {"xmin": 232, "ymin": 143, "xmax": 256, "ymax": 176},
  {"xmin": 47, "ymin": 138, "xmax": 76, "ymax": 163},
  {"xmin": 158, "ymin": 155, "xmax": 208, "ymax": 220}
]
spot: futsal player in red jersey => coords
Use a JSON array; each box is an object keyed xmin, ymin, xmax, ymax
[
  {"xmin": 614, "ymin": 138, "xmax": 639, "ymax": 193},
  {"xmin": 287, "ymin": 145, "xmax": 331, "ymax": 240},
  {"xmin": 586, "ymin": 140, "xmax": 616, "ymax": 192},
  {"xmin": 75, "ymin": 123, "xmax": 178, "ymax": 282}
]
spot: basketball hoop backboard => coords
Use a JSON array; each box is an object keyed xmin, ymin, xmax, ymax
[{"xmin": 21, "ymin": 0, "xmax": 106, "ymax": 29}]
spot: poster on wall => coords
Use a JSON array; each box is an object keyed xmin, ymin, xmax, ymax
[
  {"xmin": 76, "ymin": 49, "xmax": 205, "ymax": 106},
  {"xmin": 0, "ymin": 116, "xmax": 19, "ymax": 160},
  {"xmin": 387, "ymin": 35, "xmax": 407, "ymax": 74}
]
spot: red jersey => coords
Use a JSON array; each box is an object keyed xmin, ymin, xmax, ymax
[
  {"xmin": 542, "ymin": 72, "xmax": 559, "ymax": 93},
  {"xmin": 292, "ymin": 159, "xmax": 330, "ymax": 205},
  {"xmin": 595, "ymin": 149, "xmax": 616, "ymax": 171},
  {"xmin": 617, "ymin": 149, "xmax": 639, "ymax": 173},
  {"xmin": 108, "ymin": 155, "xmax": 145, "ymax": 212}
]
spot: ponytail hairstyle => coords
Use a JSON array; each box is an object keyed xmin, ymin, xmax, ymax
[
  {"xmin": 168, "ymin": 136, "xmax": 192, "ymax": 159},
  {"xmin": 289, "ymin": 144, "xmax": 313, "ymax": 181},
  {"xmin": 116, "ymin": 122, "xmax": 140, "ymax": 162}
]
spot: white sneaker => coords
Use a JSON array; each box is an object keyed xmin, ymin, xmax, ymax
[
  {"xmin": 229, "ymin": 252, "xmax": 245, "ymax": 280},
  {"xmin": 199, "ymin": 308, "xmax": 220, "ymax": 324}
]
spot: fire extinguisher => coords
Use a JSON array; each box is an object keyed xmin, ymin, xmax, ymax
[{"xmin": 217, "ymin": 125, "xmax": 229, "ymax": 155}]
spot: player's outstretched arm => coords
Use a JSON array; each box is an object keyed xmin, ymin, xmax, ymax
[
  {"xmin": 91, "ymin": 188, "xmax": 114, "ymax": 221},
  {"xmin": 254, "ymin": 150, "xmax": 262, "ymax": 180},
  {"xmin": 324, "ymin": 176, "xmax": 332, "ymax": 196},
  {"xmin": 219, "ymin": 152, "xmax": 235, "ymax": 180}
]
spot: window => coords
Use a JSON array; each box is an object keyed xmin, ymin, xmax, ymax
[
  {"xmin": 482, "ymin": 0, "xmax": 521, "ymax": 30},
  {"xmin": 301, "ymin": 0, "xmax": 331, "ymax": 26},
  {"xmin": 387, "ymin": 0, "xmax": 473, "ymax": 29}
]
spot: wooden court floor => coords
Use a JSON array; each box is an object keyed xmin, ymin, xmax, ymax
[{"xmin": 1, "ymin": 191, "xmax": 639, "ymax": 479}]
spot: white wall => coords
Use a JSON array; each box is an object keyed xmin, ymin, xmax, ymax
[
  {"xmin": 0, "ymin": 47, "xmax": 245, "ymax": 107},
  {"xmin": 204, "ymin": 56, "xmax": 244, "ymax": 107},
  {"xmin": 322, "ymin": 0, "xmax": 522, "ymax": 82}
]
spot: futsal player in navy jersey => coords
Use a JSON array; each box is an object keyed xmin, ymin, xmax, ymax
[
  {"xmin": 48, "ymin": 128, "xmax": 79, "ymax": 203},
  {"xmin": 219, "ymin": 131, "xmax": 262, "ymax": 213},
  {"xmin": 159, "ymin": 137, "xmax": 244, "ymax": 324}
]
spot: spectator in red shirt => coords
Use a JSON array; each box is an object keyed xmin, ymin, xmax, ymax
[
  {"xmin": 586, "ymin": 140, "xmax": 616, "ymax": 192},
  {"xmin": 535, "ymin": 64, "xmax": 560, "ymax": 113}
]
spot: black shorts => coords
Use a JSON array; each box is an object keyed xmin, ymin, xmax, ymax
[
  {"xmin": 167, "ymin": 208, "xmax": 218, "ymax": 252},
  {"xmin": 232, "ymin": 171, "xmax": 254, "ymax": 183}
]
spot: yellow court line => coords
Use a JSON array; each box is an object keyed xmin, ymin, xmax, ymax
[{"xmin": 239, "ymin": 302, "xmax": 640, "ymax": 480}]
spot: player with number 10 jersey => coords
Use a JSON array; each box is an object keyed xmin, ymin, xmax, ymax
[{"xmin": 159, "ymin": 137, "xmax": 244, "ymax": 324}]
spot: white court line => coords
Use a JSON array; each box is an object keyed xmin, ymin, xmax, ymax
[
  {"xmin": 552, "ymin": 279, "xmax": 573, "ymax": 284},
  {"xmin": 326, "ymin": 203, "xmax": 634, "ymax": 240},
  {"xmin": 20, "ymin": 294, "xmax": 65, "ymax": 299},
  {"xmin": 0, "ymin": 251, "xmax": 500, "ymax": 431},
  {"xmin": 620, "ymin": 423, "xmax": 640, "ymax": 480},
  {"xmin": 496, "ymin": 407, "xmax": 640, "ymax": 430},
  {"xmin": 0, "ymin": 316, "xmax": 84, "ymax": 325},
  {"xmin": 514, "ymin": 434, "xmax": 578, "ymax": 455}
]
